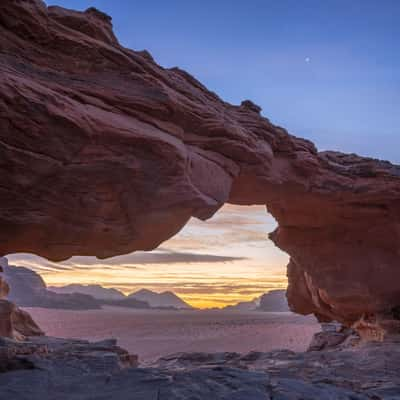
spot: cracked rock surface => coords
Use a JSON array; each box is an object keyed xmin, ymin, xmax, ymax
[{"xmin": 1, "ymin": 334, "xmax": 400, "ymax": 399}]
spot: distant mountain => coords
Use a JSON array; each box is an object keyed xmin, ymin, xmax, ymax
[
  {"xmin": 222, "ymin": 290, "xmax": 289, "ymax": 312},
  {"xmin": 101, "ymin": 297, "xmax": 150, "ymax": 309},
  {"xmin": 1, "ymin": 257, "xmax": 100, "ymax": 310},
  {"xmin": 222, "ymin": 298, "xmax": 259, "ymax": 312},
  {"xmin": 49, "ymin": 284, "xmax": 152, "ymax": 309},
  {"xmin": 49, "ymin": 284, "xmax": 191, "ymax": 310},
  {"xmin": 258, "ymin": 290, "xmax": 289, "ymax": 312},
  {"xmin": 129, "ymin": 289, "xmax": 192, "ymax": 309},
  {"xmin": 32, "ymin": 291, "xmax": 101, "ymax": 310},
  {"xmin": 48, "ymin": 284, "xmax": 125, "ymax": 301}
]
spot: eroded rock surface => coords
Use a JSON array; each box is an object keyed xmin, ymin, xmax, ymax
[
  {"xmin": 0, "ymin": 300, "xmax": 43, "ymax": 339},
  {"xmin": 307, "ymin": 322, "xmax": 360, "ymax": 351},
  {"xmin": 0, "ymin": 336, "xmax": 137, "ymax": 374},
  {"xmin": 1, "ymin": 0, "xmax": 400, "ymax": 329},
  {"xmin": 0, "ymin": 258, "xmax": 43, "ymax": 338},
  {"xmin": 1, "ymin": 334, "xmax": 400, "ymax": 399}
]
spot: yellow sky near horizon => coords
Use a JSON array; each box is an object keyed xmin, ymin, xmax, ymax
[{"xmin": 7, "ymin": 205, "xmax": 289, "ymax": 308}]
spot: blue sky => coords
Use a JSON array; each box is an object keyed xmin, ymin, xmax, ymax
[{"xmin": 45, "ymin": 0, "xmax": 400, "ymax": 163}]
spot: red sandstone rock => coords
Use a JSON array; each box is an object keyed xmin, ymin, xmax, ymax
[
  {"xmin": 0, "ymin": 275, "xmax": 9, "ymax": 300},
  {"xmin": 0, "ymin": 251, "xmax": 43, "ymax": 338},
  {"xmin": 0, "ymin": 300, "xmax": 14, "ymax": 338},
  {"xmin": 1, "ymin": 0, "xmax": 400, "ymax": 329},
  {"xmin": 11, "ymin": 307, "xmax": 44, "ymax": 337},
  {"xmin": 0, "ymin": 300, "xmax": 43, "ymax": 339}
]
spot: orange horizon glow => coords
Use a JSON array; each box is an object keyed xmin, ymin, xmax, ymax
[{"xmin": 7, "ymin": 205, "xmax": 290, "ymax": 309}]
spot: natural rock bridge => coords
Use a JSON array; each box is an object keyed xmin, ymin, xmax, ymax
[{"xmin": 1, "ymin": 0, "xmax": 400, "ymax": 338}]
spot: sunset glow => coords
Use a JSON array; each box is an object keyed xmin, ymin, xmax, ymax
[{"xmin": 8, "ymin": 205, "xmax": 289, "ymax": 308}]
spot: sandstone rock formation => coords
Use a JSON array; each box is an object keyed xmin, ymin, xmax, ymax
[
  {"xmin": 1, "ymin": 0, "xmax": 400, "ymax": 332},
  {"xmin": 307, "ymin": 322, "xmax": 360, "ymax": 351},
  {"xmin": 11, "ymin": 307, "xmax": 44, "ymax": 337},
  {"xmin": 0, "ymin": 300, "xmax": 43, "ymax": 339},
  {"xmin": 2, "ymin": 334, "xmax": 400, "ymax": 399},
  {"xmin": 0, "ymin": 259, "xmax": 43, "ymax": 338},
  {"xmin": 0, "ymin": 336, "xmax": 137, "ymax": 375}
]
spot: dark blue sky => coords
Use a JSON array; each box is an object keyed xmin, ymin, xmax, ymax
[{"xmin": 46, "ymin": 0, "xmax": 399, "ymax": 163}]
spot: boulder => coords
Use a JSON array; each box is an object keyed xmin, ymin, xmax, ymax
[
  {"xmin": 0, "ymin": 300, "xmax": 43, "ymax": 339},
  {"xmin": 307, "ymin": 323, "xmax": 360, "ymax": 351},
  {"xmin": 0, "ymin": 257, "xmax": 43, "ymax": 339}
]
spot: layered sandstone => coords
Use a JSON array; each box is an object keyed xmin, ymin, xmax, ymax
[{"xmin": 1, "ymin": 0, "xmax": 400, "ymax": 330}]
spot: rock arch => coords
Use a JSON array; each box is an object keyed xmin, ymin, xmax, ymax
[{"xmin": 1, "ymin": 0, "xmax": 400, "ymax": 333}]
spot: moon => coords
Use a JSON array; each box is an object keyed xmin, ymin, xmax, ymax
[{"xmin": 305, "ymin": 57, "xmax": 311, "ymax": 63}]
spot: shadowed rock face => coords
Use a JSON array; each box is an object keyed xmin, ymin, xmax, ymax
[{"xmin": 1, "ymin": 0, "xmax": 400, "ymax": 330}]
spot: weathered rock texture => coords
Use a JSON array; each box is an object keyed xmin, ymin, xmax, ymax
[
  {"xmin": 1, "ymin": 0, "xmax": 400, "ymax": 330},
  {"xmin": 0, "ymin": 299, "xmax": 43, "ymax": 339},
  {"xmin": 2, "ymin": 334, "xmax": 400, "ymax": 399},
  {"xmin": 0, "ymin": 259, "xmax": 43, "ymax": 338},
  {"xmin": 0, "ymin": 336, "xmax": 137, "ymax": 375}
]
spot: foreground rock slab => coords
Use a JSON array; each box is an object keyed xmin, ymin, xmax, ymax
[
  {"xmin": 0, "ymin": 336, "xmax": 137, "ymax": 374},
  {"xmin": 1, "ymin": 335, "xmax": 400, "ymax": 399}
]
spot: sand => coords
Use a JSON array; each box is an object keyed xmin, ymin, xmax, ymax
[{"xmin": 26, "ymin": 307, "xmax": 320, "ymax": 362}]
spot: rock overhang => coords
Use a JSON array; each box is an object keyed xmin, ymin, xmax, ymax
[{"xmin": 1, "ymin": 0, "xmax": 400, "ymax": 331}]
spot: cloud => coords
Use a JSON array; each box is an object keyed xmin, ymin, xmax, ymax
[
  {"xmin": 6, "ymin": 205, "xmax": 288, "ymax": 308},
  {"xmin": 62, "ymin": 251, "xmax": 245, "ymax": 266},
  {"xmin": 163, "ymin": 204, "xmax": 279, "ymax": 252},
  {"xmin": 6, "ymin": 249, "xmax": 245, "ymax": 272}
]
